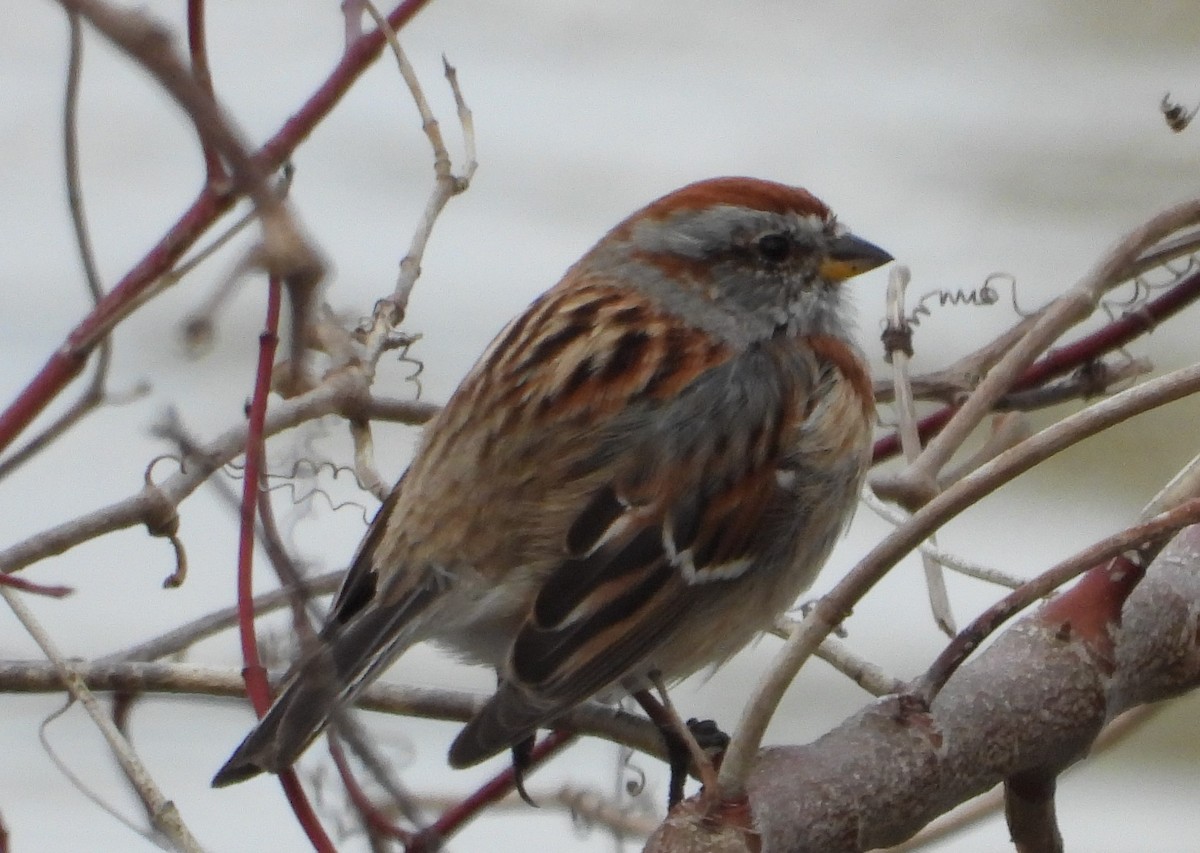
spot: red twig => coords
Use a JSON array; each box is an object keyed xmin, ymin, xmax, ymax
[
  {"xmin": 872, "ymin": 267, "xmax": 1200, "ymax": 463},
  {"xmin": 1012, "ymin": 269, "xmax": 1200, "ymax": 393},
  {"xmin": 236, "ymin": 275, "xmax": 335, "ymax": 852},
  {"xmin": 185, "ymin": 0, "xmax": 224, "ymax": 182},
  {"xmin": 328, "ymin": 733, "xmax": 412, "ymax": 844},
  {"xmin": 0, "ymin": 574, "xmax": 73, "ymax": 598},
  {"xmin": 280, "ymin": 772, "xmax": 337, "ymax": 853},
  {"xmin": 235, "ymin": 275, "xmax": 278, "ymax": 714},
  {"xmin": 0, "ymin": 0, "xmax": 435, "ymax": 456},
  {"xmin": 410, "ymin": 730, "xmax": 577, "ymax": 852}
]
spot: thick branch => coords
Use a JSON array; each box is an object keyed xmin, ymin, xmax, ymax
[{"xmin": 736, "ymin": 525, "xmax": 1200, "ymax": 852}]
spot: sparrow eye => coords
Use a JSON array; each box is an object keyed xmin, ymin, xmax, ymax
[{"xmin": 755, "ymin": 233, "xmax": 791, "ymax": 263}]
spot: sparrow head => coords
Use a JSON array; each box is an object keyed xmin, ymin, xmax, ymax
[{"xmin": 583, "ymin": 177, "xmax": 892, "ymax": 343}]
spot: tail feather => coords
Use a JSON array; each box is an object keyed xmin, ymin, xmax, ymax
[
  {"xmin": 447, "ymin": 681, "xmax": 560, "ymax": 768},
  {"xmin": 212, "ymin": 579, "xmax": 444, "ymax": 787}
]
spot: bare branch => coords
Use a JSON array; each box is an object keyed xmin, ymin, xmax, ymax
[
  {"xmin": 0, "ymin": 11, "xmax": 119, "ymax": 481},
  {"xmin": 873, "ymin": 254, "xmax": 1200, "ymax": 464},
  {"xmin": 0, "ymin": 0, "xmax": 435, "ymax": 457},
  {"xmin": 356, "ymin": 2, "xmax": 477, "ymax": 354},
  {"xmin": 882, "ymin": 704, "xmax": 1168, "ymax": 850},
  {"xmin": 0, "ymin": 661, "xmax": 665, "ymax": 762},
  {"xmin": 882, "ymin": 195, "xmax": 1200, "ymax": 501},
  {"xmin": 1004, "ymin": 771, "xmax": 1063, "ymax": 853},
  {"xmin": 881, "ymin": 265, "xmax": 955, "ymax": 635},
  {"xmin": 769, "ymin": 620, "xmax": 905, "ymax": 697},
  {"xmin": 0, "ymin": 585, "xmax": 203, "ymax": 851},
  {"xmin": 736, "ymin": 525, "xmax": 1200, "ymax": 851},
  {"xmin": 0, "ymin": 374, "xmax": 431, "ymax": 579},
  {"xmin": 860, "ymin": 486, "xmax": 1025, "ymax": 588}
]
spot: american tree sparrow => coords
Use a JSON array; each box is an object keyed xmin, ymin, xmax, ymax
[{"xmin": 213, "ymin": 176, "xmax": 890, "ymax": 788}]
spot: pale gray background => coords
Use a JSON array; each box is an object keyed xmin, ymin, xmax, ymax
[{"xmin": 3, "ymin": 2, "xmax": 1200, "ymax": 851}]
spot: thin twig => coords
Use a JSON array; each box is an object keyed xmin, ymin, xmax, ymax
[
  {"xmin": 184, "ymin": 0, "xmax": 223, "ymax": 182},
  {"xmin": 993, "ymin": 357, "xmax": 1152, "ymax": 412},
  {"xmin": 0, "ymin": 661, "xmax": 664, "ymax": 759},
  {"xmin": 350, "ymin": 419, "xmax": 389, "ymax": 501},
  {"xmin": 769, "ymin": 619, "xmax": 904, "ymax": 697},
  {"xmin": 356, "ymin": 1, "xmax": 476, "ymax": 359},
  {"xmin": 556, "ymin": 786, "xmax": 660, "ymax": 839},
  {"xmin": 876, "ymin": 197, "xmax": 1200, "ymax": 488},
  {"xmin": 0, "ymin": 574, "xmax": 72, "ymax": 598},
  {"xmin": 1142, "ymin": 449, "xmax": 1200, "ymax": 520},
  {"xmin": 335, "ymin": 712, "xmax": 427, "ymax": 829},
  {"xmin": 873, "ymin": 260, "xmax": 1200, "ymax": 463},
  {"xmin": 103, "ymin": 571, "xmax": 341, "ymax": 664},
  {"xmin": 0, "ymin": 377, "xmax": 434, "ymax": 579},
  {"xmin": 168, "ymin": 166, "xmax": 297, "ymax": 353},
  {"xmin": 327, "ymin": 733, "xmax": 411, "ymax": 844},
  {"xmin": 234, "ymin": 276, "xmax": 276, "ymax": 699},
  {"xmin": 53, "ymin": 0, "xmax": 323, "ymax": 359},
  {"xmin": 231, "ymin": 274, "xmax": 335, "ymax": 851},
  {"xmin": 37, "ymin": 700, "xmax": 167, "ymax": 847},
  {"xmin": 410, "ymin": 730, "xmax": 577, "ymax": 852},
  {"xmin": 882, "ymin": 265, "xmax": 955, "ymax": 635},
  {"xmin": 0, "ymin": 585, "xmax": 202, "ymax": 851},
  {"xmin": 340, "ymin": 3, "xmax": 475, "ymax": 496},
  {"xmin": 860, "ymin": 487, "xmax": 1025, "ymax": 588},
  {"xmin": 0, "ymin": 11, "xmax": 117, "ymax": 481},
  {"xmin": 935, "ymin": 412, "xmax": 1033, "ymax": 491}
]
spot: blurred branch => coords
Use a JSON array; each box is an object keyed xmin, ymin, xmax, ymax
[
  {"xmin": 53, "ymin": 0, "xmax": 324, "ymax": 383},
  {"xmin": 0, "ymin": 661, "xmax": 665, "ymax": 761},
  {"xmin": 0, "ymin": 584, "xmax": 203, "ymax": 851},
  {"xmin": 37, "ymin": 700, "xmax": 166, "ymax": 846},
  {"xmin": 104, "ymin": 571, "xmax": 342, "ymax": 664},
  {"xmin": 184, "ymin": 0, "xmax": 223, "ymax": 182},
  {"xmin": 0, "ymin": 11, "xmax": 118, "ymax": 481},
  {"xmin": 410, "ymin": 730, "xmax": 577, "ymax": 852},
  {"xmin": 0, "ymin": 0, "xmax": 435, "ymax": 457},
  {"xmin": 0, "ymin": 374, "xmax": 434, "ymax": 580},
  {"xmin": 860, "ymin": 486, "xmax": 1024, "ymax": 588}
]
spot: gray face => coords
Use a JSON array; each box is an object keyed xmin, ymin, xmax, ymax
[{"xmin": 616, "ymin": 203, "xmax": 856, "ymax": 343}]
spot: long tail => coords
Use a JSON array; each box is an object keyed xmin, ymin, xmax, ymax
[
  {"xmin": 447, "ymin": 681, "xmax": 560, "ymax": 768},
  {"xmin": 211, "ymin": 580, "xmax": 445, "ymax": 787}
]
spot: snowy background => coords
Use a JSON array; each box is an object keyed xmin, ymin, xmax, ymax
[{"xmin": 3, "ymin": 1, "xmax": 1200, "ymax": 850}]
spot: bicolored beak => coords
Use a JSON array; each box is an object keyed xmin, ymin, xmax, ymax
[{"xmin": 819, "ymin": 233, "xmax": 893, "ymax": 282}]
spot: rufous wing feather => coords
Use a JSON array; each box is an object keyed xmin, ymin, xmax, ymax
[{"xmin": 448, "ymin": 341, "xmax": 813, "ymax": 767}]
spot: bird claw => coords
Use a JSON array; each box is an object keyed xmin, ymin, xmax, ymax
[{"xmin": 510, "ymin": 736, "xmax": 539, "ymax": 807}]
